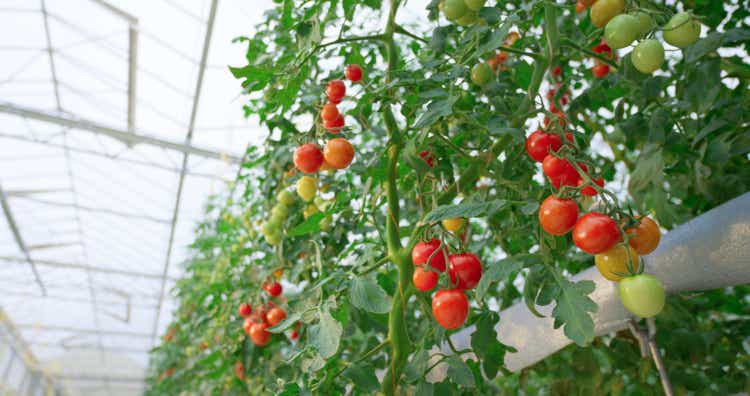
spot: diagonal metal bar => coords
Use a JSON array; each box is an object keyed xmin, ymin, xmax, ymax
[
  {"xmin": 151, "ymin": 0, "xmax": 219, "ymax": 346},
  {"xmin": 0, "ymin": 103, "xmax": 240, "ymax": 162},
  {"xmin": 0, "ymin": 184, "xmax": 46, "ymax": 295}
]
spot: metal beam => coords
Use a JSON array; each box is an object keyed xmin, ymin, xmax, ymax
[
  {"xmin": 0, "ymin": 256, "xmax": 176, "ymax": 281},
  {"xmin": 51, "ymin": 374, "xmax": 145, "ymax": 383},
  {"xmin": 152, "ymin": 0, "xmax": 219, "ymax": 346},
  {"xmin": 15, "ymin": 324, "xmax": 151, "ymax": 338},
  {"xmin": 0, "ymin": 102, "xmax": 240, "ymax": 162},
  {"xmin": 0, "ymin": 184, "xmax": 46, "ymax": 295},
  {"xmin": 28, "ymin": 342, "xmax": 150, "ymax": 353},
  {"xmin": 11, "ymin": 195, "xmax": 171, "ymax": 224},
  {"xmin": 89, "ymin": 0, "xmax": 138, "ymax": 24},
  {"xmin": 127, "ymin": 25, "xmax": 138, "ymax": 132}
]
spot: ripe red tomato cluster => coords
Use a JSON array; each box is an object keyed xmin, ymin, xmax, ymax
[
  {"xmin": 411, "ymin": 239, "xmax": 483, "ymax": 330},
  {"xmin": 592, "ymin": 40, "xmax": 614, "ymax": 78},
  {"xmin": 293, "ymin": 64, "xmax": 363, "ymax": 174},
  {"xmin": 238, "ymin": 281, "xmax": 298, "ymax": 346}
]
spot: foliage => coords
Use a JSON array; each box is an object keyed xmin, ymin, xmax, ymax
[{"xmin": 146, "ymin": 0, "xmax": 750, "ymax": 395}]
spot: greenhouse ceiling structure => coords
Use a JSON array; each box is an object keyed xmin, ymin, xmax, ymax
[{"xmin": 0, "ymin": 0, "xmax": 275, "ymax": 394}]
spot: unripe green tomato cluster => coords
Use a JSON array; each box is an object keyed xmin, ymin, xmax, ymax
[
  {"xmin": 441, "ymin": 0, "xmax": 485, "ymax": 25},
  {"xmin": 261, "ymin": 187, "xmax": 299, "ymax": 245}
]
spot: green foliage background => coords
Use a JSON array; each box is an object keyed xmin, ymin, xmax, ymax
[{"xmin": 146, "ymin": 0, "xmax": 750, "ymax": 394}]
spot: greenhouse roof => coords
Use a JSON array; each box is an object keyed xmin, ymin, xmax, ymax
[{"xmin": 0, "ymin": 0, "xmax": 272, "ymax": 394}]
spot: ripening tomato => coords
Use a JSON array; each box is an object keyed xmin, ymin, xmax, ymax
[
  {"xmin": 276, "ymin": 190, "xmax": 295, "ymax": 206},
  {"xmin": 296, "ymin": 176, "xmax": 317, "ymax": 202},
  {"xmin": 573, "ymin": 212, "xmax": 621, "ymax": 254},
  {"xmin": 320, "ymin": 103, "xmax": 339, "ymax": 122},
  {"xmin": 631, "ymin": 39, "xmax": 664, "ymax": 74},
  {"xmin": 626, "ymin": 216, "xmax": 661, "ymax": 255},
  {"xmin": 595, "ymin": 244, "xmax": 640, "ymax": 281},
  {"xmin": 326, "ymin": 80, "xmax": 346, "ymax": 103},
  {"xmin": 442, "ymin": 217, "xmax": 465, "ymax": 233},
  {"xmin": 238, "ymin": 303, "xmax": 252, "ymax": 318},
  {"xmin": 264, "ymin": 281, "xmax": 282, "ymax": 297},
  {"xmin": 590, "ymin": 0, "xmax": 625, "ymax": 28},
  {"xmin": 487, "ymin": 56, "xmax": 500, "ymax": 71},
  {"xmin": 662, "ymin": 12, "xmax": 701, "ymax": 49},
  {"xmin": 265, "ymin": 307, "xmax": 287, "ymax": 327},
  {"xmin": 249, "ymin": 322, "xmax": 272, "ymax": 346},
  {"xmin": 618, "ymin": 274, "xmax": 665, "ymax": 318},
  {"xmin": 432, "ymin": 289, "xmax": 469, "ymax": 330},
  {"xmin": 293, "ymin": 144, "xmax": 324, "ymax": 173},
  {"xmin": 604, "ymin": 14, "xmax": 639, "ymax": 49},
  {"xmin": 575, "ymin": 1, "xmax": 585, "ymax": 13},
  {"xmin": 471, "ymin": 62, "xmax": 493, "ymax": 86},
  {"xmin": 592, "ymin": 63, "xmax": 610, "ymax": 78},
  {"xmin": 235, "ymin": 361, "xmax": 245, "ymax": 380},
  {"xmin": 448, "ymin": 253, "xmax": 482, "ymax": 290},
  {"xmin": 345, "ymin": 64, "xmax": 363, "ymax": 82},
  {"xmin": 242, "ymin": 317, "xmax": 254, "ymax": 334},
  {"xmin": 324, "ymin": 114, "xmax": 345, "ymax": 133},
  {"xmin": 579, "ymin": 177, "xmax": 604, "ymax": 196},
  {"xmin": 324, "ymin": 138, "xmax": 354, "ymax": 169},
  {"xmin": 525, "ymin": 130, "xmax": 562, "ymax": 162},
  {"xmin": 413, "ymin": 266, "xmax": 439, "ymax": 291},
  {"xmin": 504, "ymin": 31, "xmax": 520, "ymax": 46},
  {"xmin": 539, "ymin": 195, "xmax": 579, "ymax": 235},
  {"xmin": 289, "ymin": 330, "xmax": 299, "ymax": 340},
  {"xmin": 412, "ymin": 239, "xmax": 447, "ymax": 272}
]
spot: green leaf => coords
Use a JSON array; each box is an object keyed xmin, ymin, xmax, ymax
[
  {"xmin": 309, "ymin": 310, "xmax": 342, "ymax": 359},
  {"xmin": 413, "ymin": 96, "xmax": 458, "ymax": 129},
  {"xmin": 349, "ymin": 277, "xmax": 392, "ymax": 314},
  {"xmin": 475, "ymin": 257, "xmax": 526, "ymax": 300},
  {"xmin": 446, "ymin": 355, "xmax": 475, "ymax": 388},
  {"xmin": 288, "ymin": 213, "xmax": 326, "ymax": 236},
  {"xmin": 684, "ymin": 32, "xmax": 723, "ymax": 63},
  {"xmin": 344, "ymin": 364, "xmax": 379, "ymax": 391},
  {"xmin": 268, "ymin": 312, "xmax": 302, "ymax": 333},
  {"xmin": 342, "ymin": 0, "xmax": 356, "ymax": 20},
  {"xmin": 278, "ymin": 383, "xmax": 301, "ymax": 396},
  {"xmin": 473, "ymin": 14, "xmax": 519, "ymax": 57},
  {"xmin": 424, "ymin": 200, "xmax": 507, "ymax": 222},
  {"xmin": 405, "ymin": 348, "xmax": 429, "ymax": 383},
  {"xmin": 513, "ymin": 60, "xmax": 533, "ymax": 90},
  {"xmin": 523, "ymin": 264, "xmax": 549, "ymax": 318},
  {"xmin": 550, "ymin": 271, "xmax": 598, "ymax": 346},
  {"xmin": 228, "ymin": 65, "xmax": 273, "ymax": 91},
  {"xmin": 628, "ymin": 144, "xmax": 663, "ymax": 193}
]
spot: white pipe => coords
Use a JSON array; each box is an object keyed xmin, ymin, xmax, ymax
[{"xmin": 431, "ymin": 192, "xmax": 750, "ymax": 379}]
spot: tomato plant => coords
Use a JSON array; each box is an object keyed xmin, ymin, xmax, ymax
[{"xmin": 147, "ymin": 1, "xmax": 750, "ymax": 395}]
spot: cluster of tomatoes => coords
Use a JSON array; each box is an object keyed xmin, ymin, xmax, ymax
[
  {"xmin": 439, "ymin": 0, "xmax": 487, "ymax": 26},
  {"xmin": 527, "ymin": 104, "xmax": 666, "ymax": 318},
  {"xmin": 471, "ymin": 31, "xmax": 520, "ymax": 87},
  {"xmin": 411, "ymin": 218, "xmax": 483, "ymax": 330},
  {"xmin": 585, "ymin": 0, "xmax": 701, "ymax": 76},
  {"xmin": 260, "ymin": 189, "xmax": 296, "ymax": 246},
  {"xmin": 238, "ymin": 280, "xmax": 298, "ymax": 347}
]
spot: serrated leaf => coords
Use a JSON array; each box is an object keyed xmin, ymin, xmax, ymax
[
  {"xmin": 424, "ymin": 200, "xmax": 507, "ymax": 222},
  {"xmin": 288, "ymin": 213, "xmax": 325, "ymax": 236},
  {"xmin": 475, "ymin": 257, "xmax": 525, "ymax": 299},
  {"xmin": 349, "ymin": 277, "xmax": 392, "ymax": 314},
  {"xmin": 268, "ymin": 312, "xmax": 302, "ymax": 333},
  {"xmin": 413, "ymin": 96, "xmax": 458, "ymax": 129},
  {"xmin": 684, "ymin": 32, "xmax": 723, "ymax": 63},
  {"xmin": 550, "ymin": 271, "xmax": 598, "ymax": 346},
  {"xmin": 446, "ymin": 356, "xmax": 475, "ymax": 388},
  {"xmin": 309, "ymin": 310, "xmax": 342, "ymax": 359}
]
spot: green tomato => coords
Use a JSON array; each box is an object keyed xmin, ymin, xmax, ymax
[
  {"xmin": 604, "ymin": 14, "xmax": 639, "ymax": 49},
  {"xmin": 662, "ymin": 12, "xmax": 701, "ymax": 49},
  {"xmin": 303, "ymin": 203, "xmax": 319, "ymax": 219},
  {"xmin": 631, "ymin": 39, "xmax": 664, "ymax": 74},
  {"xmin": 264, "ymin": 231, "xmax": 282, "ymax": 246},
  {"xmin": 464, "ymin": 0, "xmax": 485, "ymax": 12},
  {"xmin": 590, "ymin": 0, "xmax": 625, "ymax": 28},
  {"xmin": 276, "ymin": 189, "xmax": 295, "ymax": 206},
  {"xmin": 296, "ymin": 176, "xmax": 317, "ymax": 202},
  {"xmin": 271, "ymin": 203, "xmax": 289, "ymax": 220},
  {"xmin": 261, "ymin": 218, "xmax": 281, "ymax": 236},
  {"xmin": 631, "ymin": 11, "xmax": 654, "ymax": 38},
  {"xmin": 618, "ymin": 274, "xmax": 665, "ymax": 318},
  {"xmin": 319, "ymin": 216, "xmax": 332, "ymax": 232},
  {"xmin": 442, "ymin": 0, "xmax": 468, "ymax": 21},
  {"xmin": 456, "ymin": 11, "xmax": 479, "ymax": 26},
  {"xmin": 471, "ymin": 62, "xmax": 493, "ymax": 86}
]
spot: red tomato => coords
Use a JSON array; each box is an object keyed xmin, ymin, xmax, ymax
[
  {"xmin": 593, "ymin": 40, "xmax": 613, "ymax": 57},
  {"xmin": 411, "ymin": 239, "xmax": 447, "ymax": 272},
  {"xmin": 345, "ymin": 64, "xmax": 363, "ymax": 82},
  {"xmin": 320, "ymin": 103, "xmax": 339, "ymax": 122},
  {"xmin": 573, "ymin": 212, "xmax": 621, "ymax": 254},
  {"xmin": 238, "ymin": 303, "xmax": 252, "ymax": 318},
  {"xmin": 293, "ymin": 144, "xmax": 323, "ymax": 173},
  {"xmin": 525, "ymin": 130, "xmax": 562, "ymax": 162},
  {"xmin": 263, "ymin": 281, "xmax": 282, "ymax": 297},
  {"xmin": 419, "ymin": 151, "xmax": 435, "ymax": 167},
  {"xmin": 412, "ymin": 266, "xmax": 438, "ymax": 291},
  {"xmin": 592, "ymin": 63, "xmax": 610, "ymax": 78},
  {"xmin": 323, "ymin": 138, "xmax": 355, "ymax": 169},
  {"xmin": 542, "ymin": 155, "xmax": 574, "ymax": 179},
  {"xmin": 579, "ymin": 177, "xmax": 604, "ymax": 196},
  {"xmin": 249, "ymin": 322, "xmax": 271, "ymax": 346},
  {"xmin": 242, "ymin": 317, "xmax": 254, "ymax": 334},
  {"xmin": 289, "ymin": 330, "xmax": 299, "ymax": 340},
  {"xmin": 552, "ymin": 65, "xmax": 562, "ymax": 78},
  {"xmin": 539, "ymin": 195, "xmax": 579, "ymax": 235},
  {"xmin": 448, "ymin": 253, "xmax": 482, "ymax": 290},
  {"xmin": 432, "ymin": 289, "xmax": 469, "ymax": 330},
  {"xmin": 326, "ymin": 80, "xmax": 346, "ymax": 103},
  {"xmin": 234, "ymin": 361, "xmax": 245, "ymax": 380},
  {"xmin": 324, "ymin": 114, "xmax": 344, "ymax": 133},
  {"xmin": 265, "ymin": 307, "xmax": 287, "ymax": 327}
]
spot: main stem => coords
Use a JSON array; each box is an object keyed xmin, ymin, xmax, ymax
[{"xmin": 381, "ymin": 1, "xmax": 411, "ymax": 395}]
